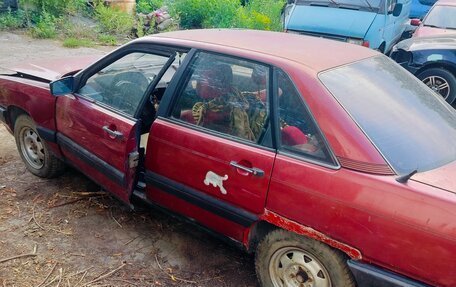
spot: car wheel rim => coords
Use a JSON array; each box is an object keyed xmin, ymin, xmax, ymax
[
  {"xmin": 269, "ymin": 247, "xmax": 331, "ymax": 287},
  {"xmin": 20, "ymin": 127, "xmax": 45, "ymax": 169},
  {"xmin": 422, "ymin": 76, "xmax": 451, "ymax": 100}
]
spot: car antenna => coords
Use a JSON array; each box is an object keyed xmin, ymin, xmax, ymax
[{"xmin": 396, "ymin": 169, "xmax": 418, "ymax": 183}]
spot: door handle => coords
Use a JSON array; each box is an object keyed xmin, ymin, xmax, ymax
[
  {"xmin": 102, "ymin": 126, "xmax": 123, "ymax": 139},
  {"xmin": 230, "ymin": 161, "xmax": 264, "ymax": 177}
]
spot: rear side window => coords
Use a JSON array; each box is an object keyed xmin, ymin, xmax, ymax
[
  {"xmin": 277, "ymin": 69, "xmax": 335, "ymax": 165},
  {"xmin": 171, "ymin": 52, "xmax": 270, "ymax": 144}
]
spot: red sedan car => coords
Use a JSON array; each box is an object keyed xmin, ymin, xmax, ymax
[
  {"xmin": 412, "ymin": 0, "xmax": 456, "ymax": 37},
  {"xmin": 1, "ymin": 29, "xmax": 456, "ymax": 287}
]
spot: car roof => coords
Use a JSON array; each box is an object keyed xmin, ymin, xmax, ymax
[{"xmin": 144, "ymin": 29, "xmax": 377, "ymax": 72}]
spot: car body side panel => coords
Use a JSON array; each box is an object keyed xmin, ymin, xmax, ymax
[
  {"xmin": 145, "ymin": 119, "xmax": 275, "ymax": 214},
  {"xmin": 267, "ymin": 154, "xmax": 456, "ymax": 286},
  {"xmin": 145, "ymin": 184, "xmax": 248, "ymax": 243},
  {"xmin": 0, "ymin": 76, "xmax": 61, "ymax": 156},
  {"xmin": 55, "ymin": 95, "xmax": 138, "ymax": 203}
]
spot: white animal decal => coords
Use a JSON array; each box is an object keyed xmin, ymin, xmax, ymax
[{"xmin": 204, "ymin": 171, "xmax": 229, "ymax": 195}]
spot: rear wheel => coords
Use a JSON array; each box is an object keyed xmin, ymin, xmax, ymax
[
  {"xmin": 255, "ymin": 229, "xmax": 355, "ymax": 287},
  {"xmin": 14, "ymin": 115, "xmax": 65, "ymax": 178},
  {"xmin": 418, "ymin": 68, "xmax": 456, "ymax": 104}
]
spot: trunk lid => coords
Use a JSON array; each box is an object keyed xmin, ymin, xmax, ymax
[{"xmin": 412, "ymin": 160, "xmax": 456, "ymax": 194}]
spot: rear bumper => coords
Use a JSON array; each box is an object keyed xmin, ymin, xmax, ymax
[{"xmin": 348, "ymin": 260, "xmax": 432, "ymax": 287}]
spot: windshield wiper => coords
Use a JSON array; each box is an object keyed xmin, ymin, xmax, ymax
[
  {"xmin": 396, "ymin": 169, "xmax": 418, "ymax": 183},
  {"xmin": 362, "ymin": 0, "xmax": 374, "ymax": 12},
  {"xmin": 328, "ymin": 0, "xmax": 339, "ymax": 5}
]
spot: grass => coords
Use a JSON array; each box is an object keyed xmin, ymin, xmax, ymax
[
  {"xmin": 62, "ymin": 37, "xmax": 94, "ymax": 48},
  {"xmin": 98, "ymin": 34, "xmax": 117, "ymax": 46}
]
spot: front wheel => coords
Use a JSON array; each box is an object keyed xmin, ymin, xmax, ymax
[
  {"xmin": 417, "ymin": 68, "xmax": 456, "ymax": 104},
  {"xmin": 14, "ymin": 115, "xmax": 65, "ymax": 178},
  {"xmin": 255, "ymin": 229, "xmax": 356, "ymax": 287}
]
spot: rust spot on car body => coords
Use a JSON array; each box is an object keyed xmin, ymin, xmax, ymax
[{"xmin": 261, "ymin": 209, "xmax": 363, "ymax": 260}]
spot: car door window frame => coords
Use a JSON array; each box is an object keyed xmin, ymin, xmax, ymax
[
  {"xmin": 72, "ymin": 43, "xmax": 182, "ymax": 121},
  {"xmin": 158, "ymin": 49, "xmax": 275, "ymax": 152},
  {"xmin": 272, "ymin": 67, "xmax": 340, "ymax": 169}
]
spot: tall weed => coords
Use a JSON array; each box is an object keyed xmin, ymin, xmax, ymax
[
  {"xmin": 171, "ymin": 0, "xmax": 238, "ymax": 29},
  {"xmin": 19, "ymin": 0, "xmax": 86, "ymax": 16},
  {"xmin": 235, "ymin": 0, "xmax": 285, "ymax": 31},
  {"xmin": 95, "ymin": 3, "xmax": 134, "ymax": 34},
  {"xmin": 30, "ymin": 10, "xmax": 56, "ymax": 38}
]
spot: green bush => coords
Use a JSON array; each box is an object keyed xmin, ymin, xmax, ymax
[
  {"xmin": 19, "ymin": 0, "xmax": 85, "ymax": 16},
  {"xmin": 30, "ymin": 10, "xmax": 56, "ymax": 38},
  {"xmin": 63, "ymin": 37, "xmax": 94, "ymax": 48},
  {"xmin": 137, "ymin": 0, "xmax": 163, "ymax": 14},
  {"xmin": 170, "ymin": 0, "xmax": 284, "ymax": 30},
  {"xmin": 235, "ymin": 0, "xmax": 285, "ymax": 31},
  {"xmin": 0, "ymin": 10, "xmax": 24, "ymax": 29},
  {"xmin": 94, "ymin": 3, "xmax": 134, "ymax": 34},
  {"xmin": 171, "ymin": 0, "xmax": 239, "ymax": 29}
]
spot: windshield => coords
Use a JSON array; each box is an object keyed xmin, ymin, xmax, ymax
[
  {"xmin": 423, "ymin": 5, "xmax": 456, "ymax": 30},
  {"xmin": 296, "ymin": 0, "xmax": 382, "ymax": 10},
  {"xmin": 319, "ymin": 56, "xmax": 456, "ymax": 175}
]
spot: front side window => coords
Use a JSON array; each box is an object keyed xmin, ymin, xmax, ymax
[
  {"xmin": 320, "ymin": 56, "xmax": 456, "ymax": 174},
  {"xmin": 78, "ymin": 52, "xmax": 171, "ymax": 116},
  {"xmin": 277, "ymin": 69, "xmax": 335, "ymax": 165},
  {"xmin": 171, "ymin": 52, "xmax": 270, "ymax": 144}
]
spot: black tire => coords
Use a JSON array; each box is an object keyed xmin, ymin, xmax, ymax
[
  {"xmin": 417, "ymin": 68, "xmax": 456, "ymax": 104},
  {"xmin": 14, "ymin": 115, "xmax": 65, "ymax": 178},
  {"xmin": 255, "ymin": 229, "xmax": 356, "ymax": 287}
]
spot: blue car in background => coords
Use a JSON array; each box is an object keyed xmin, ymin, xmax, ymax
[
  {"xmin": 283, "ymin": 0, "xmax": 412, "ymax": 53},
  {"xmin": 410, "ymin": 0, "xmax": 437, "ymax": 18}
]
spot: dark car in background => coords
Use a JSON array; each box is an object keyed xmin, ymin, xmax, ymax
[{"xmin": 391, "ymin": 35, "xmax": 456, "ymax": 104}]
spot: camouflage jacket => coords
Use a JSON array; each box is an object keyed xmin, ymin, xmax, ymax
[{"xmin": 191, "ymin": 89, "xmax": 267, "ymax": 142}]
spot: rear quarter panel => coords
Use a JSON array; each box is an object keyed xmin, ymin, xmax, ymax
[{"xmin": 267, "ymin": 156, "xmax": 456, "ymax": 286}]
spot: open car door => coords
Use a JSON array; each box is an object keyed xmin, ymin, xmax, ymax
[{"xmin": 54, "ymin": 46, "xmax": 177, "ymax": 203}]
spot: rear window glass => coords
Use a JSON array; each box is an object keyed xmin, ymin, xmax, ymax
[{"xmin": 319, "ymin": 56, "xmax": 456, "ymax": 174}]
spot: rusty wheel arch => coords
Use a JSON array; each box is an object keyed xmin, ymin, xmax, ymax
[{"xmin": 246, "ymin": 211, "xmax": 362, "ymax": 260}]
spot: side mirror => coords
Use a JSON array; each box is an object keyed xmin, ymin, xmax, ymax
[
  {"xmin": 410, "ymin": 18, "xmax": 422, "ymax": 26},
  {"xmin": 50, "ymin": 76, "xmax": 75, "ymax": 96},
  {"xmin": 392, "ymin": 3, "xmax": 403, "ymax": 17}
]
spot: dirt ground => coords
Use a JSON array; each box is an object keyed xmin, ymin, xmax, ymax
[{"xmin": 0, "ymin": 31, "xmax": 257, "ymax": 287}]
